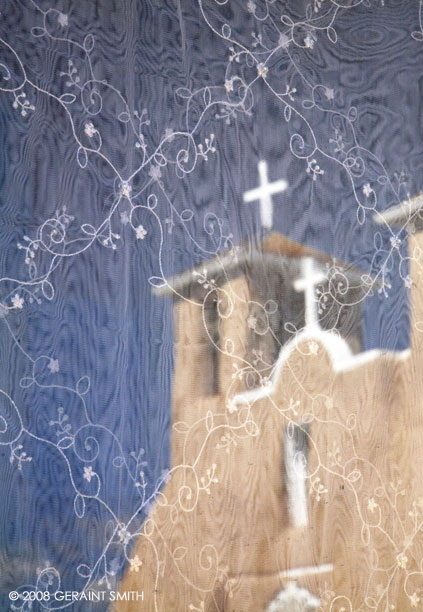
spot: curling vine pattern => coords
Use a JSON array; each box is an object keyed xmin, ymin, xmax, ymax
[{"xmin": 0, "ymin": 1, "xmax": 422, "ymax": 610}]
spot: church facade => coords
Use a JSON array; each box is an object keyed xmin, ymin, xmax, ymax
[{"xmin": 115, "ymin": 198, "xmax": 423, "ymax": 612}]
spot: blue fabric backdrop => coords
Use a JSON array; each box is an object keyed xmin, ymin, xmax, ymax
[{"xmin": 0, "ymin": 0, "xmax": 422, "ymax": 610}]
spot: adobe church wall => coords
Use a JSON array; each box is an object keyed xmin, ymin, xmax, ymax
[{"xmin": 115, "ymin": 236, "xmax": 423, "ymax": 611}]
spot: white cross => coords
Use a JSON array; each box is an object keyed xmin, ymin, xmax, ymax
[
  {"xmin": 293, "ymin": 257, "xmax": 326, "ymax": 329},
  {"xmin": 243, "ymin": 160, "xmax": 288, "ymax": 229}
]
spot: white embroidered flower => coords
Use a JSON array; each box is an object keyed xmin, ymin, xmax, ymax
[
  {"xmin": 390, "ymin": 235, "xmax": 401, "ymax": 249},
  {"xmin": 362, "ymin": 183, "xmax": 372, "ymax": 198},
  {"xmin": 135, "ymin": 225, "xmax": 147, "ymax": 240},
  {"xmin": 83, "ymin": 465, "xmax": 95, "ymax": 483},
  {"xmin": 397, "ymin": 553, "xmax": 408, "ymax": 569},
  {"xmin": 120, "ymin": 182, "xmax": 131, "ymax": 199},
  {"xmin": 117, "ymin": 526, "xmax": 130, "ymax": 544},
  {"xmin": 325, "ymin": 87, "xmax": 335, "ymax": 100},
  {"xmin": 410, "ymin": 592, "xmax": 420, "ymax": 607},
  {"xmin": 257, "ymin": 63, "xmax": 268, "ymax": 78},
  {"xmin": 367, "ymin": 497, "xmax": 377, "ymax": 513},
  {"xmin": 247, "ymin": 315, "xmax": 257, "ymax": 330},
  {"xmin": 57, "ymin": 12, "xmax": 68, "ymax": 27},
  {"xmin": 247, "ymin": 0, "xmax": 256, "ymax": 13},
  {"xmin": 48, "ymin": 359, "xmax": 60, "ymax": 374},
  {"xmin": 404, "ymin": 275, "xmax": 413, "ymax": 289},
  {"xmin": 224, "ymin": 78, "xmax": 234, "ymax": 93},
  {"xmin": 84, "ymin": 122, "xmax": 96, "ymax": 138},
  {"xmin": 11, "ymin": 293, "xmax": 24, "ymax": 309},
  {"xmin": 304, "ymin": 34, "xmax": 315, "ymax": 49},
  {"xmin": 261, "ymin": 376, "xmax": 272, "ymax": 388},
  {"xmin": 148, "ymin": 165, "xmax": 162, "ymax": 181},
  {"xmin": 129, "ymin": 555, "xmax": 142, "ymax": 572},
  {"xmin": 120, "ymin": 211, "xmax": 130, "ymax": 225}
]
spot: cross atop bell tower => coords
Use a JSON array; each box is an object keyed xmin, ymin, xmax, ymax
[
  {"xmin": 243, "ymin": 160, "xmax": 288, "ymax": 229},
  {"xmin": 293, "ymin": 257, "xmax": 326, "ymax": 330}
]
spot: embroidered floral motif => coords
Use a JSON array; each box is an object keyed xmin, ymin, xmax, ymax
[
  {"xmin": 47, "ymin": 359, "xmax": 60, "ymax": 374},
  {"xmin": 367, "ymin": 498, "xmax": 377, "ymax": 513},
  {"xmin": 129, "ymin": 555, "xmax": 142, "ymax": 572},
  {"xmin": 362, "ymin": 183, "xmax": 372, "ymax": 198},
  {"xmin": 83, "ymin": 466, "xmax": 95, "ymax": 483},
  {"xmin": 410, "ymin": 592, "xmax": 420, "ymax": 607},
  {"xmin": 148, "ymin": 165, "xmax": 162, "ymax": 181},
  {"xmin": 57, "ymin": 12, "xmax": 68, "ymax": 28},
  {"xmin": 135, "ymin": 225, "xmax": 147, "ymax": 240},
  {"xmin": 304, "ymin": 33, "xmax": 315, "ymax": 48},
  {"xmin": 84, "ymin": 122, "xmax": 96, "ymax": 138},
  {"xmin": 11, "ymin": 294, "xmax": 24, "ymax": 309}
]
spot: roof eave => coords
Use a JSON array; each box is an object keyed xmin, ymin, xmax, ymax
[{"xmin": 373, "ymin": 193, "xmax": 423, "ymax": 229}]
